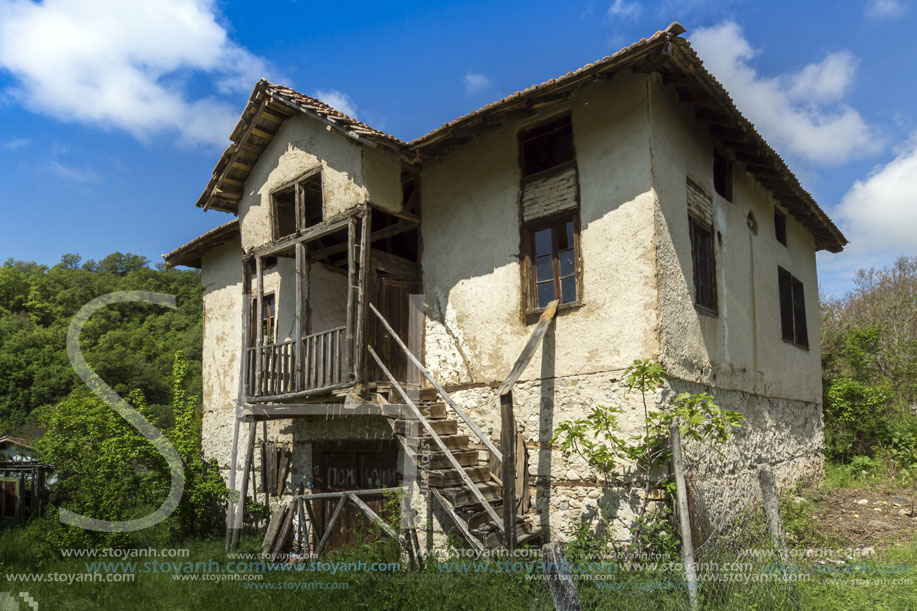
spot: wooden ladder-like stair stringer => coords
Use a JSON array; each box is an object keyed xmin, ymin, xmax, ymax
[{"xmin": 381, "ymin": 390, "xmax": 542, "ymax": 552}]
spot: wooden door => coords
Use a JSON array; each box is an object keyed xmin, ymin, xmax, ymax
[{"xmin": 311, "ymin": 440, "xmax": 399, "ymax": 551}]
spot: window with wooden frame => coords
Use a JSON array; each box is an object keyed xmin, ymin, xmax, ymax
[
  {"xmin": 250, "ymin": 293, "xmax": 276, "ymax": 346},
  {"xmin": 520, "ymin": 115, "xmax": 574, "ymax": 178},
  {"xmin": 778, "ymin": 267, "xmax": 808, "ymax": 348},
  {"xmin": 523, "ymin": 212, "xmax": 581, "ymax": 316},
  {"xmin": 713, "ymin": 150, "xmax": 733, "ymax": 202},
  {"xmin": 271, "ymin": 171, "xmax": 324, "ymax": 241},
  {"xmin": 774, "ymin": 207, "xmax": 787, "ymax": 247},
  {"xmin": 689, "ymin": 216, "xmax": 717, "ymax": 315}
]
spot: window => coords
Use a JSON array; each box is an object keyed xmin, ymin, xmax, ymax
[
  {"xmin": 520, "ymin": 115, "xmax": 574, "ymax": 178},
  {"xmin": 778, "ymin": 267, "xmax": 808, "ymax": 348},
  {"xmin": 713, "ymin": 150, "xmax": 733, "ymax": 201},
  {"xmin": 271, "ymin": 172, "xmax": 323, "ymax": 240},
  {"xmin": 689, "ymin": 217, "xmax": 717, "ymax": 315},
  {"xmin": 250, "ymin": 293, "xmax": 276, "ymax": 346},
  {"xmin": 524, "ymin": 213, "xmax": 580, "ymax": 312},
  {"xmin": 774, "ymin": 208, "xmax": 787, "ymax": 246}
]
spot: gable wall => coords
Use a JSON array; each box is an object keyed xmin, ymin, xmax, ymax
[{"xmin": 649, "ymin": 75, "xmax": 822, "ymax": 404}]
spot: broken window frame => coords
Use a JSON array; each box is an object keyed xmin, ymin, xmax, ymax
[
  {"xmin": 778, "ymin": 266, "xmax": 808, "ymax": 348},
  {"xmin": 713, "ymin": 149, "xmax": 733, "ymax": 202},
  {"xmin": 774, "ymin": 207, "xmax": 787, "ymax": 247},
  {"xmin": 270, "ymin": 168, "xmax": 325, "ymax": 242},
  {"xmin": 519, "ymin": 114, "xmax": 575, "ymax": 180},
  {"xmin": 689, "ymin": 215, "xmax": 718, "ymax": 316},
  {"xmin": 250, "ymin": 292, "xmax": 276, "ymax": 346},
  {"xmin": 521, "ymin": 210, "xmax": 583, "ymax": 322}
]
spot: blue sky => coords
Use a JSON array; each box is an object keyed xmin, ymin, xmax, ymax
[{"xmin": 0, "ymin": 0, "xmax": 914, "ymax": 297}]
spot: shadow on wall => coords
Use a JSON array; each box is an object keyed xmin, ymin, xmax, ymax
[{"xmin": 536, "ymin": 321, "xmax": 556, "ymax": 538}]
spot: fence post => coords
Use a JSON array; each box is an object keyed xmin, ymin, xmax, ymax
[
  {"xmin": 670, "ymin": 421, "xmax": 698, "ymax": 611},
  {"xmin": 757, "ymin": 463, "xmax": 788, "ymax": 557},
  {"xmin": 541, "ymin": 542, "xmax": 581, "ymax": 611}
]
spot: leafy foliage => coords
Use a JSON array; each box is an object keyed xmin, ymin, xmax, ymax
[
  {"xmin": 552, "ymin": 358, "xmax": 743, "ymax": 553},
  {"xmin": 821, "ymin": 256, "xmax": 917, "ymax": 471},
  {"xmin": 34, "ymin": 352, "xmax": 226, "ymax": 548},
  {"xmin": 0, "ymin": 253, "xmax": 202, "ymax": 435}
]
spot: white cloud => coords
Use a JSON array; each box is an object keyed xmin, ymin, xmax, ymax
[
  {"xmin": 0, "ymin": 0, "xmax": 276, "ymax": 148},
  {"xmin": 313, "ymin": 89, "xmax": 358, "ymax": 119},
  {"xmin": 835, "ymin": 137, "xmax": 917, "ymax": 256},
  {"xmin": 463, "ymin": 72, "xmax": 492, "ymax": 95},
  {"xmin": 865, "ymin": 0, "xmax": 906, "ymax": 18},
  {"xmin": 2, "ymin": 137, "xmax": 28, "ymax": 149},
  {"xmin": 608, "ymin": 0, "xmax": 642, "ymax": 19},
  {"xmin": 690, "ymin": 22, "xmax": 882, "ymax": 164},
  {"xmin": 48, "ymin": 160, "xmax": 100, "ymax": 183}
]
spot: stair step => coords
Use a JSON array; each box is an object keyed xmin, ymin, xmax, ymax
[
  {"xmin": 427, "ymin": 449, "xmax": 480, "ymax": 469},
  {"xmin": 426, "ymin": 466, "xmax": 491, "ymax": 487},
  {"xmin": 481, "ymin": 521, "xmax": 541, "ymax": 549},
  {"xmin": 434, "ymin": 435, "xmax": 470, "ymax": 450},
  {"xmin": 391, "ymin": 419, "xmax": 458, "ymax": 436},
  {"xmin": 439, "ymin": 482, "xmax": 502, "ymax": 508},
  {"xmin": 416, "ymin": 402, "xmax": 447, "ymax": 419}
]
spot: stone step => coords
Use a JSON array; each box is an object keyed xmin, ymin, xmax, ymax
[
  {"xmin": 425, "ymin": 465, "xmax": 491, "ymax": 487},
  {"xmin": 391, "ymin": 418, "xmax": 458, "ymax": 436},
  {"xmin": 439, "ymin": 482, "xmax": 502, "ymax": 508}
]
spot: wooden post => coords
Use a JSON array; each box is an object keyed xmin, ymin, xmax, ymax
[
  {"xmin": 353, "ymin": 210, "xmax": 371, "ymax": 382},
  {"xmin": 758, "ymin": 463, "xmax": 788, "ymax": 558},
  {"xmin": 255, "ymin": 257, "xmax": 265, "ymax": 396},
  {"xmin": 501, "ymin": 391, "xmax": 516, "ymax": 553},
  {"xmin": 225, "ymin": 416, "xmax": 241, "ymax": 551},
  {"xmin": 671, "ymin": 422, "xmax": 698, "ymax": 611},
  {"xmin": 230, "ymin": 421, "xmax": 256, "ymax": 552},
  {"xmin": 407, "ymin": 293, "xmax": 423, "ymax": 388},
  {"xmin": 542, "ymin": 542, "xmax": 582, "ymax": 611},
  {"xmin": 344, "ymin": 217, "xmax": 356, "ymax": 379},
  {"xmin": 295, "ymin": 241, "xmax": 306, "ymax": 392}
]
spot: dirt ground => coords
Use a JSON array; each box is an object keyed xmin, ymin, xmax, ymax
[{"xmin": 794, "ymin": 480, "xmax": 917, "ymax": 548}]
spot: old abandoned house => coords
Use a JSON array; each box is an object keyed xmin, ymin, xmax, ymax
[{"xmin": 164, "ymin": 23, "xmax": 846, "ymax": 554}]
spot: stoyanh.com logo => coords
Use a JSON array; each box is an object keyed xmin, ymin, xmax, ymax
[{"xmin": 0, "ymin": 591, "xmax": 38, "ymax": 610}]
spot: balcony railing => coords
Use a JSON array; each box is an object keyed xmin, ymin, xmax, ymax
[{"xmin": 245, "ymin": 326, "xmax": 348, "ymax": 399}]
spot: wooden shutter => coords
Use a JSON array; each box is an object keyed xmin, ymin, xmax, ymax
[
  {"xmin": 778, "ymin": 267, "xmax": 795, "ymax": 342},
  {"xmin": 791, "ymin": 277, "xmax": 808, "ymax": 347}
]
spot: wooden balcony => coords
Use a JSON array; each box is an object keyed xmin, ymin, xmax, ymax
[{"xmin": 245, "ymin": 326, "xmax": 349, "ymax": 400}]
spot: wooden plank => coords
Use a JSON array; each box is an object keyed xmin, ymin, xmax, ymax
[
  {"xmin": 271, "ymin": 501, "xmax": 296, "ymax": 556},
  {"xmin": 304, "ymin": 499, "xmax": 321, "ymax": 550},
  {"xmin": 501, "ymin": 392, "xmax": 516, "ymax": 553},
  {"xmin": 255, "ymin": 257, "xmax": 264, "ymax": 396},
  {"xmin": 298, "ymin": 499, "xmax": 310, "ymax": 557},
  {"xmin": 344, "ymin": 218, "xmax": 356, "ymax": 379},
  {"xmin": 368, "ymin": 302, "xmax": 502, "ymax": 463},
  {"xmin": 225, "ymin": 415, "xmax": 241, "ymax": 550},
  {"xmin": 204, "ymin": 99, "xmax": 266, "ymax": 211},
  {"xmin": 231, "ymin": 421, "xmax": 256, "ymax": 551},
  {"xmin": 295, "ymin": 241, "xmax": 306, "ymax": 391},
  {"xmin": 516, "ymin": 430, "xmax": 530, "ymax": 514},
  {"xmin": 371, "ymin": 249, "xmax": 418, "ymax": 279},
  {"xmin": 497, "ymin": 299, "xmax": 558, "ymax": 395},
  {"xmin": 315, "ymin": 495, "xmax": 347, "ymax": 557},
  {"xmin": 354, "ymin": 212, "xmax": 371, "ymax": 381},
  {"xmin": 430, "ymin": 488, "xmax": 485, "ymax": 554},
  {"xmin": 251, "ymin": 215, "xmax": 353, "ymax": 258},
  {"xmin": 367, "ymin": 344, "xmax": 504, "ymax": 533},
  {"xmin": 346, "ymin": 492, "xmax": 398, "ymax": 539},
  {"xmin": 261, "ymin": 503, "xmax": 286, "ymax": 556},
  {"xmin": 276, "ymin": 446, "xmax": 290, "ymax": 495}
]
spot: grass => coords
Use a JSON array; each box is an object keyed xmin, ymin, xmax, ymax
[{"xmin": 1, "ymin": 465, "xmax": 915, "ymax": 610}]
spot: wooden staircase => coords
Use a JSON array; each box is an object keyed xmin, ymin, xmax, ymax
[
  {"xmin": 383, "ymin": 391, "xmax": 542, "ymax": 552},
  {"xmin": 365, "ymin": 300, "xmax": 558, "ymax": 554}
]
